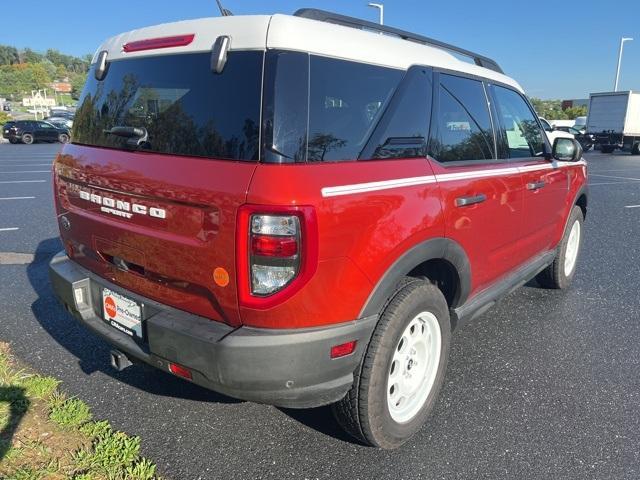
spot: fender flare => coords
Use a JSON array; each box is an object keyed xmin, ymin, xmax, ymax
[{"xmin": 359, "ymin": 237, "xmax": 471, "ymax": 318}]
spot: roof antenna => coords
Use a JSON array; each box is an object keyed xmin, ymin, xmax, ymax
[{"xmin": 215, "ymin": 0, "xmax": 233, "ymax": 16}]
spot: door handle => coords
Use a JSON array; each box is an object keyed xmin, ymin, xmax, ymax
[
  {"xmin": 455, "ymin": 194, "xmax": 487, "ymax": 207},
  {"xmin": 527, "ymin": 181, "xmax": 546, "ymax": 190}
]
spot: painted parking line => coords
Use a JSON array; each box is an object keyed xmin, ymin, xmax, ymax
[
  {"xmin": 624, "ymin": 205, "xmax": 640, "ymax": 209},
  {"xmin": 589, "ymin": 173, "xmax": 640, "ymax": 181},
  {"xmin": 0, "ymin": 196, "xmax": 36, "ymax": 200},
  {"xmin": 0, "ymin": 227, "xmax": 19, "ymax": 232},
  {"xmin": 588, "ymin": 181, "xmax": 640, "ymax": 186},
  {"xmin": 0, "ymin": 164, "xmax": 53, "ymax": 167},
  {"xmin": 0, "ymin": 180, "xmax": 47, "ymax": 184},
  {"xmin": 0, "ymin": 170, "xmax": 51, "ymax": 173}
]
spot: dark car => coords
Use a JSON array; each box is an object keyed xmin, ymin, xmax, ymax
[
  {"xmin": 555, "ymin": 125, "xmax": 595, "ymax": 151},
  {"xmin": 2, "ymin": 120, "xmax": 70, "ymax": 144}
]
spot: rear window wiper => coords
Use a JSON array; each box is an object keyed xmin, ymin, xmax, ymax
[{"xmin": 103, "ymin": 126, "xmax": 149, "ymax": 147}]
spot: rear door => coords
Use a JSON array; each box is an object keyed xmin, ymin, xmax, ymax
[
  {"xmin": 54, "ymin": 50, "xmax": 264, "ymax": 327},
  {"xmin": 489, "ymin": 85, "xmax": 568, "ymax": 258},
  {"xmin": 36, "ymin": 121, "xmax": 58, "ymax": 141},
  {"xmin": 428, "ymin": 73, "xmax": 524, "ymax": 295}
]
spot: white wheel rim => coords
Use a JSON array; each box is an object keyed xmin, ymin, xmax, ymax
[
  {"xmin": 387, "ymin": 311, "xmax": 442, "ymax": 424},
  {"xmin": 564, "ymin": 220, "xmax": 581, "ymax": 276}
]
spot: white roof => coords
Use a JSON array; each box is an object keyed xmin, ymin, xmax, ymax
[{"xmin": 94, "ymin": 13, "xmax": 523, "ymax": 92}]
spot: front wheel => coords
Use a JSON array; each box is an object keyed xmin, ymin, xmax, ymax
[
  {"xmin": 58, "ymin": 133, "xmax": 70, "ymax": 144},
  {"xmin": 333, "ymin": 279, "xmax": 451, "ymax": 449},
  {"xmin": 536, "ymin": 205, "xmax": 584, "ymax": 289}
]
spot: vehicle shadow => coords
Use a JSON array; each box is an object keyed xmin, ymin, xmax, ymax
[
  {"xmin": 0, "ymin": 386, "xmax": 29, "ymax": 461},
  {"xmin": 26, "ymin": 237, "xmax": 240, "ymax": 405},
  {"xmin": 27, "ymin": 237, "xmax": 361, "ymax": 444}
]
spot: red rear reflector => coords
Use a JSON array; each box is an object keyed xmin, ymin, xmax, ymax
[
  {"xmin": 123, "ymin": 34, "xmax": 195, "ymax": 53},
  {"xmin": 168, "ymin": 363, "xmax": 192, "ymax": 380},
  {"xmin": 331, "ymin": 341, "xmax": 357, "ymax": 359},
  {"xmin": 251, "ymin": 235, "xmax": 298, "ymax": 257}
]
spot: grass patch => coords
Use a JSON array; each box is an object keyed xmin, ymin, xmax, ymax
[{"xmin": 0, "ymin": 342, "xmax": 160, "ymax": 479}]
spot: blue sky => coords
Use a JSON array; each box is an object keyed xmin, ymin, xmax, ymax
[{"xmin": 2, "ymin": 0, "xmax": 639, "ymax": 99}]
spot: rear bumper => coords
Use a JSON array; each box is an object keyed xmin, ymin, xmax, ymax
[{"xmin": 48, "ymin": 252, "xmax": 377, "ymax": 408}]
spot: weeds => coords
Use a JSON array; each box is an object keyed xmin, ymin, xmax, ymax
[{"xmin": 0, "ymin": 342, "xmax": 160, "ymax": 479}]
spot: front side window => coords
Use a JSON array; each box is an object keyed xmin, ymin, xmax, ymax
[
  {"xmin": 73, "ymin": 51, "xmax": 263, "ymax": 161},
  {"xmin": 430, "ymin": 74, "xmax": 494, "ymax": 163},
  {"xmin": 491, "ymin": 85, "xmax": 545, "ymax": 158}
]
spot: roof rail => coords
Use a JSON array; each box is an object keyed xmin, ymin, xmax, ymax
[{"xmin": 293, "ymin": 8, "xmax": 504, "ymax": 74}]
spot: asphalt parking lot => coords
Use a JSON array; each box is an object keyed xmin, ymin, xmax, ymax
[{"xmin": 1, "ymin": 143, "xmax": 639, "ymax": 479}]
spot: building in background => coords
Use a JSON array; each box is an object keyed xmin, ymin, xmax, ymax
[{"xmin": 561, "ymin": 99, "xmax": 589, "ymax": 110}]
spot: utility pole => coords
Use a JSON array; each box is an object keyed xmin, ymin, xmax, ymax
[
  {"xmin": 367, "ymin": 3, "xmax": 384, "ymax": 25},
  {"xmin": 614, "ymin": 37, "xmax": 633, "ymax": 92}
]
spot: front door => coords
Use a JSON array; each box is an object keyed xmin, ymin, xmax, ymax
[{"xmin": 489, "ymin": 85, "xmax": 569, "ymax": 257}]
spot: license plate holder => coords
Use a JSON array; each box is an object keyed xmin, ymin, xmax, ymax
[{"xmin": 102, "ymin": 288, "xmax": 144, "ymax": 339}]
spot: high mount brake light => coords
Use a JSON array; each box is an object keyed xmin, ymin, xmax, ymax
[
  {"xmin": 123, "ymin": 34, "xmax": 195, "ymax": 53},
  {"xmin": 237, "ymin": 206, "xmax": 318, "ymax": 309}
]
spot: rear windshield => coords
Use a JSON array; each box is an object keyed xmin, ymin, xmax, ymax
[{"xmin": 73, "ymin": 51, "xmax": 263, "ymax": 161}]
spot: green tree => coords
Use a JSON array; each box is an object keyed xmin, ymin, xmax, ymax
[
  {"xmin": 563, "ymin": 106, "xmax": 588, "ymax": 120},
  {"xmin": 21, "ymin": 48, "xmax": 43, "ymax": 63},
  {"xmin": 0, "ymin": 45, "xmax": 19, "ymax": 65},
  {"xmin": 70, "ymin": 72, "xmax": 88, "ymax": 99},
  {"xmin": 56, "ymin": 64, "xmax": 69, "ymax": 80}
]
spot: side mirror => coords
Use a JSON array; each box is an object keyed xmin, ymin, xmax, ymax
[{"xmin": 552, "ymin": 137, "xmax": 582, "ymax": 162}]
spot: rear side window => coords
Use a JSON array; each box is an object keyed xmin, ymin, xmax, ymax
[
  {"xmin": 262, "ymin": 53, "xmax": 405, "ymax": 163},
  {"xmin": 430, "ymin": 74, "xmax": 494, "ymax": 163},
  {"xmin": 307, "ymin": 57, "xmax": 403, "ymax": 162},
  {"xmin": 491, "ymin": 85, "xmax": 545, "ymax": 158},
  {"xmin": 73, "ymin": 51, "xmax": 263, "ymax": 161},
  {"xmin": 359, "ymin": 66, "xmax": 432, "ymax": 160}
]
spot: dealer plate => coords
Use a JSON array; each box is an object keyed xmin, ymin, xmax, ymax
[{"xmin": 102, "ymin": 288, "xmax": 143, "ymax": 339}]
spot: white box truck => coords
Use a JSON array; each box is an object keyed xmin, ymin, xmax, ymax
[{"xmin": 587, "ymin": 91, "xmax": 640, "ymax": 154}]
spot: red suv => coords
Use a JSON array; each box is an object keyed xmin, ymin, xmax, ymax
[{"xmin": 49, "ymin": 9, "xmax": 588, "ymax": 448}]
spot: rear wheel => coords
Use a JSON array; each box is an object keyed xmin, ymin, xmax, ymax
[
  {"xmin": 58, "ymin": 133, "xmax": 70, "ymax": 144},
  {"xmin": 333, "ymin": 279, "xmax": 451, "ymax": 449},
  {"xmin": 21, "ymin": 133, "xmax": 34, "ymax": 145},
  {"xmin": 536, "ymin": 205, "xmax": 584, "ymax": 289},
  {"xmin": 631, "ymin": 142, "xmax": 640, "ymax": 155},
  {"xmin": 601, "ymin": 145, "xmax": 615, "ymax": 154}
]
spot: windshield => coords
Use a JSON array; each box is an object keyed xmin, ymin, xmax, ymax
[{"xmin": 73, "ymin": 51, "xmax": 263, "ymax": 161}]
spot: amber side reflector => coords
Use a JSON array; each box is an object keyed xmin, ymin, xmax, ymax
[
  {"xmin": 169, "ymin": 362, "xmax": 192, "ymax": 380},
  {"xmin": 330, "ymin": 341, "xmax": 357, "ymax": 359},
  {"xmin": 123, "ymin": 34, "xmax": 195, "ymax": 53}
]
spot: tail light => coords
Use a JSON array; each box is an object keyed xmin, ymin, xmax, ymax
[{"xmin": 237, "ymin": 205, "xmax": 318, "ymax": 309}]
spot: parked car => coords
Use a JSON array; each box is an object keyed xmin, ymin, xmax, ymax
[
  {"xmin": 554, "ymin": 125, "xmax": 595, "ymax": 151},
  {"xmin": 48, "ymin": 8, "xmax": 587, "ymax": 449},
  {"xmin": 2, "ymin": 120, "xmax": 70, "ymax": 144},
  {"xmin": 539, "ymin": 116, "xmax": 574, "ymax": 145},
  {"xmin": 45, "ymin": 116, "xmax": 74, "ymax": 129}
]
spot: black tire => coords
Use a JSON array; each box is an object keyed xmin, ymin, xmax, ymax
[
  {"xmin": 58, "ymin": 133, "xmax": 70, "ymax": 144},
  {"xmin": 21, "ymin": 133, "xmax": 34, "ymax": 145},
  {"xmin": 601, "ymin": 145, "xmax": 615, "ymax": 154},
  {"xmin": 631, "ymin": 142, "xmax": 640, "ymax": 155},
  {"xmin": 333, "ymin": 279, "xmax": 451, "ymax": 449},
  {"xmin": 536, "ymin": 205, "xmax": 584, "ymax": 289}
]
